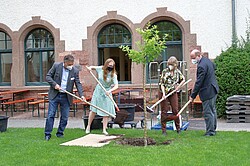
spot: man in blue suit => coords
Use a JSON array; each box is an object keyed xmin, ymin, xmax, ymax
[
  {"xmin": 44, "ymin": 54, "xmax": 86, "ymax": 141},
  {"xmin": 190, "ymin": 49, "xmax": 219, "ymax": 136}
]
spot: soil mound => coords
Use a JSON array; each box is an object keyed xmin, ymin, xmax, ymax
[{"xmin": 116, "ymin": 137, "xmax": 156, "ymax": 146}]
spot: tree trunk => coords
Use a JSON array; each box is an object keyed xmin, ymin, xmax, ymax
[{"xmin": 143, "ymin": 64, "xmax": 148, "ymax": 147}]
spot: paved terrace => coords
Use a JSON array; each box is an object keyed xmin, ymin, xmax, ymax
[{"xmin": 4, "ymin": 113, "xmax": 250, "ymax": 132}]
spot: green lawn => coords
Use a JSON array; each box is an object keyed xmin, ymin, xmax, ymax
[{"xmin": 0, "ymin": 128, "xmax": 249, "ymax": 166}]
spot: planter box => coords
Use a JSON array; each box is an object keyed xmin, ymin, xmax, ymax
[
  {"xmin": 83, "ymin": 115, "xmax": 103, "ymax": 130},
  {"xmin": 0, "ymin": 116, "xmax": 9, "ymax": 132}
]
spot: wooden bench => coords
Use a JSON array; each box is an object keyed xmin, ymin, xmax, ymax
[
  {"xmin": 71, "ymin": 99, "xmax": 82, "ymax": 117},
  {"xmin": 2, "ymin": 97, "xmax": 35, "ymax": 116},
  {"xmin": 28, "ymin": 99, "xmax": 49, "ymax": 117},
  {"xmin": 71, "ymin": 96, "xmax": 92, "ymax": 117},
  {"xmin": 0, "ymin": 97, "xmax": 12, "ymax": 112},
  {"xmin": 27, "ymin": 96, "xmax": 92, "ymax": 118},
  {"xmin": 0, "ymin": 97, "xmax": 12, "ymax": 102}
]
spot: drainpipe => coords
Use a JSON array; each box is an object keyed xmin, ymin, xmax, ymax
[{"xmin": 232, "ymin": 0, "xmax": 237, "ymax": 45}]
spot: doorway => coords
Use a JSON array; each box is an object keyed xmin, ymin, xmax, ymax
[
  {"xmin": 98, "ymin": 47, "xmax": 131, "ymax": 83},
  {"xmin": 98, "ymin": 24, "xmax": 132, "ymax": 83}
]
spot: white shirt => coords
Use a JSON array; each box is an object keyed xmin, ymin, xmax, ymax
[{"xmin": 60, "ymin": 66, "xmax": 69, "ymax": 92}]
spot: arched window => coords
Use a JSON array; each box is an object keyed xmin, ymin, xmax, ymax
[
  {"xmin": 98, "ymin": 24, "xmax": 132, "ymax": 83},
  {"xmin": 156, "ymin": 21, "xmax": 182, "ymax": 44},
  {"xmin": 24, "ymin": 28, "xmax": 55, "ymax": 85},
  {"xmin": 147, "ymin": 21, "xmax": 182, "ymax": 83},
  {"xmin": 98, "ymin": 24, "xmax": 131, "ymax": 48},
  {"xmin": 0, "ymin": 31, "xmax": 12, "ymax": 85}
]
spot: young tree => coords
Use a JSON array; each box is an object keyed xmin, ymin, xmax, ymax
[{"xmin": 120, "ymin": 23, "xmax": 167, "ymax": 146}]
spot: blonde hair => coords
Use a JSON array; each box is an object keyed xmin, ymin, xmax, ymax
[{"xmin": 167, "ymin": 56, "xmax": 178, "ymax": 67}]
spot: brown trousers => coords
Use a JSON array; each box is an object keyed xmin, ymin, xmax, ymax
[{"xmin": 158, "ymin": 91, "xmax": 180, "ymax": 132}]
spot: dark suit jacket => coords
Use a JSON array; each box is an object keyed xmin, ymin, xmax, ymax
[
  {"xmin": 191, "ymin": 57, "xmax": 219, "ymax": 101},
  {"xmin": 46, "ymin": 62, "xmax": 84, "ymax": 104}
]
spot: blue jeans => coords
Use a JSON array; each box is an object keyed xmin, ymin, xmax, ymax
[{"xmin": 45, "ymin": 93, "xmax": 70, "ymax": 137}]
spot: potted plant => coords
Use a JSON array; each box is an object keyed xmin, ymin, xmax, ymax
[{"xmin": 0, "ymin": 116, "xmax": 9, "ymax": 132}]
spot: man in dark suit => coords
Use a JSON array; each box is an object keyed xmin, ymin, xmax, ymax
[
  {"xmin": 190, "ymin": 49, "xmax": 219, "ymax": 136},
  {"xmin": 44, "ymin": 54, "xmax": 85, "ymax": 141}
]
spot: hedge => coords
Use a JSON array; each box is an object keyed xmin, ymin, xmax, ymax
[{"xmin": 214, "ymin": 44, "xmax": 250, "ymax": 117}]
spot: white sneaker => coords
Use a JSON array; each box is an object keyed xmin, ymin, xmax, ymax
[
  {"xmin": 102, "ymin": 130, "xmax": 108, "ymax": 135},
  {"xmin": 85, "ymin": 128, "xmax": 90, "ymax": 134}
]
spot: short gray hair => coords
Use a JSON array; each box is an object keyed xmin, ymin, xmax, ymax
[
  {"xmin": 191, "ymin": 49, "xmax": 201, "ymax": 56},
  {"xmin": 64, "ymin": 54, "xmax": 74, "ymax": 62}
]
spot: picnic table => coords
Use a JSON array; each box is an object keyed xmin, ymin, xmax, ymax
[
  {"xmin": 37, "ymin": 90, "xmax": 91, "ymax": 118},
  {"xmin": 0, "ymin": 89, "xmax": 33, "ymax": 116},
  {"xmin": 0, "ymin": 89, "xmax": 30, "ymax": 100}
]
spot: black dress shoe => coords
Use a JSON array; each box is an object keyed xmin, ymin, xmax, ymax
[
  {"xmin": 56, "ymin": 134, "xmax": 64, "ymax": 138},
  {"xmin": 56, "ymin": 132, "xmax": 64, "ymax": 138},
  {"xmin": 204, "ymin": 133, "xmax": 215, "ymax": 136},
  {"xmin": 45, "ymin": 135, "xmax": 51, "ymax": 141},
  {"xmin": 177, "ymin": 130, "xmax": 181, "ymax": 134}
]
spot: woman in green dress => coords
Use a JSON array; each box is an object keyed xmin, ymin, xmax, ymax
[{"xmin": 86, "ymin": 58, "xmax": 118, "ymax": 135}]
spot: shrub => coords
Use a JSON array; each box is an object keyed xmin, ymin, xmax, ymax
[{"xmin": 214, "ymin": 45, "xmax": 250, "ymax": 117}]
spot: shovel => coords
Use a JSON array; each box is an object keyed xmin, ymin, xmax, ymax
[
  {"xmin": 87, "ymin": 66, "xmax": 120, "ymax": 112},
  {"xmin": 146, "ymin": 79, "xmax": 192, "ymax": 112},
  {"xmin": 60, "ymin": 89, "xmax": 116, "ymax": 118},
  {"xmin": 177, "ymin": 100, "xmax": 192, "ymax": 116}
]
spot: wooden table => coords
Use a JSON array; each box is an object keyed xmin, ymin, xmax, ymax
[
  {"xmin": 38, "ymin": 92, "xmax": 48, "ymax": 97},
  {"xmin": 0, "ymin": 89, "xmax": 30, "ymax": 100},
  {"xmin": 112, "ymin": 88, "xmax": 133, "ymax": 104},
  {"xmin": 0, "ymin": 89, "xmax": 32, "ymax": 116},
  {"xmin": 38, "ymin": 89, "xmax": 86, "ymax": 118},
  {"xmin": 37, "ymin": 89, "xmax": 78, "ymax": 98}
]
